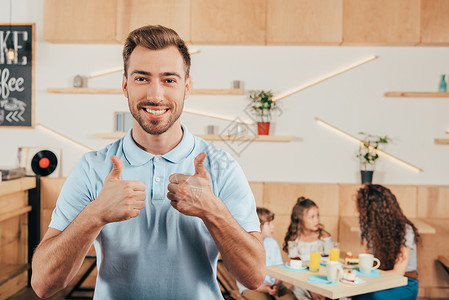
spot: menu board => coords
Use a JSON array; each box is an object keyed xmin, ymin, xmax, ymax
[{"xmin": 0, "ymin": 24, "xmax": 34, "ymax": 128}]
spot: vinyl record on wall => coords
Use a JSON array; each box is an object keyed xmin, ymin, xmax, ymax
[{"xmin": 30, "ymin": 150, "xmax": 58, "ymax": 176}]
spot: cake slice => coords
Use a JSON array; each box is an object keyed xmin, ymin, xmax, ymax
[{"xmin": 344, "ymin": 252, "xmax": 359, "ymax": 266}]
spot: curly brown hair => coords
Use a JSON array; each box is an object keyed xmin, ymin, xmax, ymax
[
  {"xmin": 356, "ymin": 184, "xmax": 420, "ymax": 270},
  {"xmin": 282, "ymin": 197, "xmax": 325, "ymax": 253}
]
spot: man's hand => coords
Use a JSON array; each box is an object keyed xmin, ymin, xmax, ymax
[
  {"xmin": 92, "ymin": 155, "xmax": 146, "ymax": 224},
  {"xmin": 167, "ymin": 152, "xmax": 217, "ymax": 217}
]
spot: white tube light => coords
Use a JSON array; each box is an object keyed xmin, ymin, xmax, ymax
[
  {"xmin": 37, "ymin": 123, "xmax": 94, "ymax": 152},
  {"xmin": 87, "ymin": 49, "xmax": 201, "ymax": 79},
  {"xmin": 183, "ymin": 109, "xmax": 254, "ymax": 125},
  {"xmin": 315, "ymin": 117, "xmax": 422, "ymax": 173},
  {"xmin": 274, "ymin": 56, "xmax": 378, "ymax": 102}
]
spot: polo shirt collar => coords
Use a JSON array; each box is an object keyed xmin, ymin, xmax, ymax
[
  {"xmin": 162, "ymin": 124, "xmax": 195, "ymax": 164},
  {"xmin": 123, "ymin": 124, "xmax": 195, "ymax": 166}
]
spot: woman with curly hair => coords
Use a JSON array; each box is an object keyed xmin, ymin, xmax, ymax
[
  {"xmin": 353, "ymin": 184, "xmax": 420, "ymax": 300},
  {"xmin": 283, "ymin": 197, "xmax": 334, "ymax": 300}
]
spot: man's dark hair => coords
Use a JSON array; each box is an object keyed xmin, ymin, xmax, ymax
[{"xmin": 123, "ymin": 25, "xmax": 191, "ymax": 78}]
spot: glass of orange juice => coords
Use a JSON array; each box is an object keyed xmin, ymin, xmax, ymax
[
  {"xmin": 309, "ymin": 251, "xmax": 321, "ymax": 272},
  {"xmin": 330, "ymin": 242, "xmax": 340, "ymax": 262}
]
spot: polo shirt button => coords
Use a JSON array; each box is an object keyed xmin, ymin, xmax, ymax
[
  {"xmin": 154, "ymin": 157, "xmax": 159, "ymax": 162},
  {"xmin": 155, "ymin": 177, "xmax": 160, "ymax": 182}
]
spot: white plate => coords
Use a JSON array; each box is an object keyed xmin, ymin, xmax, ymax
[
  {"xmin": 284, "ymin": 262, "xmax": 307, "ymax": 271},
  {"xmin": 341, "ymin": 277, "xmax": 366, "ymax": 285}
]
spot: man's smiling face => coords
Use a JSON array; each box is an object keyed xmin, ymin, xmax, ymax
[{"xmin": 122, "ymin": 45, "xmax": 191, "ymax": 136}]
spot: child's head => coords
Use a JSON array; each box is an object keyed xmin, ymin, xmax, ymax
[
  {"xmin": 283, "ymin": 197, "xmax": 322, "ymax": 252},
  {"xmin": 256, "ymin": 207, "xmax": 275, "ymax": 238},
  {"xmin": 291, "ymin": 197, "xmax": 320, "ymax": 232}
]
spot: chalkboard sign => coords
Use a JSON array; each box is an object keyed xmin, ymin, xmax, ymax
[{"xmin": 0, "ymin": 24, "xmax": 34, "ymax": 128}]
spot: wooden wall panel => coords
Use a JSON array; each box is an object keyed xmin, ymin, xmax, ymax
[
  {"xmin": 249, "ymin": 182, "xmax": 264, "ymax": 207},
  {"xmin": 388, "ymin": 185, "xmax": 417, "ymax": 218},
  {"xmin": 417, "ymin": 186, "xmax": 449, "ymax": 218},
  {"xmin": 343, "ymin": 0, "xmax": 421, "ymax": 45},
  {"xmin": 0, "ymin": 192, "xmax": 27, "ymax": 213},
  {"xmin": 191, "ymin": 0, "xmax": 266, "ymax": 44},
  {"xmin": 339, "ymin": 184, "xmax": 360, "ymax": 216},
  {"xmin": 0, "ymin": 272, "xmax": 27, "ymax": 299},
  {"xmin": 338, "ymin": 219, "xmax": 366, "ymax": 256},
  {"xmin": 266, "ymin": 0, "xmax": 342, "ymax": 45},
  {"xmin": 0, "ymin": 239, "xmax": 19, "ymax": 264},
  {"xmin": 272, "ymin": 213, "xmax": 292, "ymax": 263},
  {"xmin": 421, "ymin": 0, "xmax": 449, "ymax": 45},
  {"xmin": 41, "ymin": 177, "xmax": 66, "ymax": 237},
  {"xmin": 116, "ymin": 0, "xmax": 190, "ymax": 43},
  {"xmin": 41, "ymin": 178, "xmax": 66, "ymax": 210},
  {"xmin": 0, "ymin": 218, "xmax": 19, "ymax": 247},
  {"xmin": 416, "ymin": 218, "xmax": 449, "ymax": 289},
  {"xmin": 263, "ymin": 183, "xmax": 340, "ymax": 216},
  {"xmin": 44, "ymin": 0, "xmax": 118, "ymax": 43},
  {"xmin": 339, "ymin": 184, "xmax": 417, "ymax": 218}
]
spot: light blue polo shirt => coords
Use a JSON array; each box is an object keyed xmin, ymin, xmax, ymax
[{"xmin": 49, "ymin": 125, "xmax": 260, "ymax": 300}]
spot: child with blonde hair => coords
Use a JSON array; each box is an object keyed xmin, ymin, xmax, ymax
[{"xmin": 238, "ymin": 207, "xmax": 296, "ymax": 300}]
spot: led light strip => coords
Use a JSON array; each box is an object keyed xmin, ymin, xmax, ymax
[
  {"xmin": 183, "ymin": 109, "xmax": 254, "ymax": 125},
  {"xmin": 37, "ymin": 123, "xmax": 94, "ymax": 152},
  {"xmin": 315, "ymin": 117, "xmax": 422, "ymax": 173},
  {"xmin": 87, "ymin": 49, "xmax": 201, "ymax": 79},
  {"xmin": 273, "ymin": 56, "xmax": 378, "ymax": 102}
]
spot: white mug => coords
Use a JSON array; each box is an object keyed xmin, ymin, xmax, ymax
[
  {"xmin": 326, "ymin": 261, "xmax": 343, "ymax": 282},
  {"xmin": 358, "ymin": 253, "xmax": 381, "ymax": 274},
  {"xmin": 290, "ymin": 259, "xmax": 303, "ymax": 269}
]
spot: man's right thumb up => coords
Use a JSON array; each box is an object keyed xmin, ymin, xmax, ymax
[{"xmin": 107, "ymin": 155, "xmax": 123, "ymax": 181}]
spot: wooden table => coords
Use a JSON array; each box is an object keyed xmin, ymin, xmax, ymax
[{"xmin": 266, "ymin": 265, "xmax": 407, "ymax": 299}]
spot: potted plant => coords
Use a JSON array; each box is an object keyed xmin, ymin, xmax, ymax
[
  {"xmin": 248, "ymin": 90, "xmax": 277, "ymax": 135},
  {"xmin": 357, "ymin": 132, "xmax": 391, "ymax": 184}
]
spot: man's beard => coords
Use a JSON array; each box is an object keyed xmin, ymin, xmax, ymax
[{"xmin": 130, "ymin": 93, "xmax": 185, "ymax": 135}]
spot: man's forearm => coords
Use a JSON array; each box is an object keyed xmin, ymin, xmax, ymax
[
  {"xmin": 202, "ymin": 200, "xmax": 265, "ymax": 289},
  {"xmin": 31, "ymin": 203, "xmax": 104, "ymax": 298}
]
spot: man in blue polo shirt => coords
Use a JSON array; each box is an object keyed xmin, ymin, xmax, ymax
[{"xmin": 31, "ymin": 25, "xmax": 265, "ymax": 299}]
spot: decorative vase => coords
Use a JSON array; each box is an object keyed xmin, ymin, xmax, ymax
[
  {"xmin": 360, "ymin": 170, "xmax": 374, "ymax": 184},
  {"xmin": 257, "ymin": 122, "xmax": 270, "ymax": 135}
]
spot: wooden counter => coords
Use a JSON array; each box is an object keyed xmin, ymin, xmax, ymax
[{"xmin": 0, "ymin": 177, "xmax": 36, "ymax": 299}]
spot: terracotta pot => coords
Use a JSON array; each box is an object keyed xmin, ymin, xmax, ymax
[{"xmin": 257, "ymin": 122, "xmax": 270, "ymax": 135}]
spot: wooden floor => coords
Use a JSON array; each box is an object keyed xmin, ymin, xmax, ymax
[{"xmin": 7, "ymin": 286, "xmax": 93, "ymax": 300}]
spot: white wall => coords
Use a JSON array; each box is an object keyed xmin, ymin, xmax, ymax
[{"xmin": 1, "ymin": 0, "xmax": 448, "ymax": 185}]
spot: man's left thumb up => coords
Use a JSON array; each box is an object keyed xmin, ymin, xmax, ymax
[{"xmin": 194, "ymin": 152, "xmax": 208, "ymax": 177}]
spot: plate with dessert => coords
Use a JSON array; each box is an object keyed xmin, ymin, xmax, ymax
[
  {"xmin": 340, "ymin": 269, "xmax": 366, "ymax": 285},
  {"xmin": 284, "ymin": 262, "xmax": 308, "ymax": 271}
]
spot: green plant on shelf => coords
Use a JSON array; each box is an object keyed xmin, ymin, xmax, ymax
[
  {"xmin": 248, "ymin": 90, "xmax": 277, "ymax": 123},
  {"xmin": 357, "ymin": 132, "xmax": 391, "ymax": 171}
]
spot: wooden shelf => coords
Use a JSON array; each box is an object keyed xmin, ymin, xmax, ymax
[
  {"xmin": 435, "ymin": 138, "xmax": 449, "ymax": 145},
  {"xmin": 47, "ymin": 88, "xmax": 244, "ymax": 95},
  {"xmin": 385, "ymin": 92, "xmax": 449, "ymax": 98},
  {"xmin": 96, "ymin": 132, "xmax": 294, "ymax": 142},
  {"xmin": 0, "ymin": 206, "xmax": 32, "ymax": 223},
  {"xmin": 0, "ymin": 263, "xmax": 28, "ymax": 286},
  {"xmin": 0, "ymin": 177, "xmax": 36, "ymax": 197}
]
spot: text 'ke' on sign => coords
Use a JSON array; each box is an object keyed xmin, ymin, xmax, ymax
[{"xmin": 0, "ymin": 24, "xmax": 34, "ymax": 128}]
